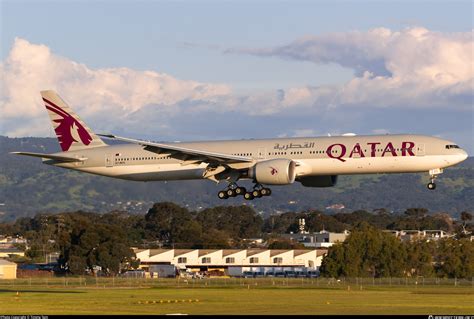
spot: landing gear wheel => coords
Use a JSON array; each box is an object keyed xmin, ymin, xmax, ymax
[
  {"xmin": 218, "ymin": 191, "xmax": 228, "ymax": 199},
  {"xmin": 235, "ymin": 187, "xmax": 246, "ymax": 196},
  {"xmin": 260, "ymin": 188, "xmax": 272, "ymax": 196},
  {"xmin": 244, "ymin": 192, "xmax": 254, "ymax": 200},
  {"xmin": 427, "ymin": 182, "xmax": 436, "ymax": 190},
  {"xmin": 226, "ymin": 188, "xmax": 236, "ymax": 197},
  {"xmin": 252, "ymin": 189, "xmax": 262, "ymax": 198}
]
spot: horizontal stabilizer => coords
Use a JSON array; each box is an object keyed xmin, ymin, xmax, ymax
[{"xmin": 10, "ymin": 152, "xmax": 86, "ymax": 162}]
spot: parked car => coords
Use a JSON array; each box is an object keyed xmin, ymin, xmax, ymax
[
  {"xmin": 306, "ymin": 271, "xmax": 320, "ymax": 278},
  {"xmin": 285, "ymin": 271, "xmax": 296, "ymax": 278},
  {"xmin": 19, "ymin": 263, "xmax": 59, "ymax": 272},
  {"xmin": 242, "ymin": 271, "xmax": 254, "ymax": 278},
  {"xmin": 19, "ymin": 264, "xmax": 40, "ymax": 270}
]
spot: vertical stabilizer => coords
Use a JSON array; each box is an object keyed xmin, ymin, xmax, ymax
[{"xmin": 40, "ymin": 90, "xmax": 106, "ymax": 151}]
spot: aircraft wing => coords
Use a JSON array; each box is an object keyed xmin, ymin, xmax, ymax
[
  {"xmin": 98, "ymin": 134, "xmax": 253, "ymax": 164},
  {"xmin": 11, "ymin": 152, "xmax": 86, "ymax": 162}
]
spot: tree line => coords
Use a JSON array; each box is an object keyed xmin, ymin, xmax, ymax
[
  {"xmin": 0, "ymin": 202, "xmax": 471, "ymax": 276},
  {"xmin": 320, "ymin": 223, "xmax": 473, "ymax": 279}
]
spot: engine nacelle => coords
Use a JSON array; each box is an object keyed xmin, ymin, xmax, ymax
[
  {"xmin": 248, "ymin": 159, "xmax": 296, "ymax": 185},
  {"xmin": 298, "ymin": 175, "xmax": 338, "ymax": 187}
]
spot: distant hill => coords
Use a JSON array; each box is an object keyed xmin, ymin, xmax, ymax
[{"xmin": 1, "ymin": 136, "xmax": 472, "ymax": 222}]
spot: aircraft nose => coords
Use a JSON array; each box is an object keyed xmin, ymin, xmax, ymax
[{"xmin": 458, "ymin": 149, "xmax": 468, "ymax": 163}]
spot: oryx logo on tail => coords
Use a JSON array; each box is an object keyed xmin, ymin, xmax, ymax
[
  {"xmin": 41, "ymin": 90, "xmax": 106, "ymax": 152},
  {"xmin": 43, "ymin": 97, "xmax": 92, "ymax": 151}
]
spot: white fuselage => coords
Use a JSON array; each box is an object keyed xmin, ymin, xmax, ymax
[{"xmin": 46, "ymin": 134, "xmax": 468, "ymax": 183}]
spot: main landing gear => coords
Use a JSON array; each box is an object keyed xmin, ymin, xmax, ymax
[
  {"xmin": 427, "ymin": 168, "xmax": 443, "ymax": 191},
  {"xmin": 217, "ymin": 183, "xmax": 272, "ymax": 200},
  {"xmin": 243, "ymin": 184, "xmax": 272, "ymax": 201},
  {"xmin": 217, "ymin": 183, "xmax": 246, "ymax": 199}
]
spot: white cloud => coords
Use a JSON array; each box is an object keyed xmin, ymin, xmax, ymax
[
  {"xmin": 227, "ymin": 27, "xmax": 474, "ymax": 110},
  {"xmin": 0, "ymin": 38, "xmax": 232, "ymax": 136},
  {"xmin": 0, "ymin": 29, "xmax": 472, "ymax": 150},
  {"xmin": 0, "ymin": 38, "xmax": 326, "ymax": 137}
]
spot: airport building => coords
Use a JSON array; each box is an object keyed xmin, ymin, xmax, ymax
[
  {"xmin": 134, "ymin": 249, "xmax": 327, "ymax": 277},
  {"xmin": 383, "ymin": 230, "xmax": 453, "ymax": 242},
  {"xmin": 282, "ymin": 229, "xmax": 453, "ymax": 246},
  {"xmin": 0, "ymin": 236, "xmax": 27, "ymax": 249},
  {"xmin": 281, "ymin": 230, "xmax": 350, "ymax": 248},
  {"xmin": 0, "ymin": 259, "xmax": 17, "ymax": 279},
  {"xmin": 0, "ymin": 248, "xmax": 25, "ymax": 258}
]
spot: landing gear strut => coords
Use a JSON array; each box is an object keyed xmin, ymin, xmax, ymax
[{"xmin": 427, "ymin": 168, "xmax": 443, "ymax": 191}]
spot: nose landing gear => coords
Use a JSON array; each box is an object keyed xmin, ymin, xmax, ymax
[{"xmin": 427, "ymin": 168, "xmax": 443, "ymax": 190}]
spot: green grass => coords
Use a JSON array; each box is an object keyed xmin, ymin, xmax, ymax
[{"xmin": 0, "ymin": 278, "xmax": 472, "ymax": 315}]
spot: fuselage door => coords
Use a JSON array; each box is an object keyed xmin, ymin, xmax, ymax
[
  {"xmin": 416, "ymin": 143, "xmax": 425, "ymax": 156},
  {"xmin": 257, "ymin": 147, "xmax": 267, "ymax": 159},
  {"xmin": 105, "ymin": 154, "xmax": 113, "ymax": 167}
]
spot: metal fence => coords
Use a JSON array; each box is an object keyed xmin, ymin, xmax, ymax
[{"xmin": 0, "ymin": 276, "xmax": 472, "ymax": 289}]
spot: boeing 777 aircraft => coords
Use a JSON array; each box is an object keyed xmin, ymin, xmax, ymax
[{"xmin": 12, "ymin": 91, "xmax": 468, "ymax": 200}]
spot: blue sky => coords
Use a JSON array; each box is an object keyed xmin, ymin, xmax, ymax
[
  {"xmin": 2, "ymin": 0, "xmax": 472, "ymax": 89},
  {"xmin": 1, "ymin": 0, "xmax": 473, "ymax": 152}
]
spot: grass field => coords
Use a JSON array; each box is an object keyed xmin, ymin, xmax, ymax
[{"xmin": 0, "ymin": 278, "xmax": 472, "ymax": 315}]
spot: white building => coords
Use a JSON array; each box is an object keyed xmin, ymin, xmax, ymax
[
  {"xmin": 383, "ymin": 230, "xmax": 453, "ymax": 242},
  {"xmin": 134, "ymin": 249, "xmax": 327, "ymax": 277},
  {"xmin": 0, "ymin": 236, "xmax": 27, "ymax": 249},
  {"xmin": 0, "ymin": 248, "xmax": 25, "ymax": 258},
  {"xmin": 282, "ymin": 230, "xmax": 350, "ymax": 248},
  {"xmin": 0, "ymin": 259, "xmax": 17, "ymax": 279}
]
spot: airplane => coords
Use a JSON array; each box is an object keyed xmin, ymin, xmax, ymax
[{"xmin": 12, "ymin": 90, "xmax": 468, "ymax": 200}]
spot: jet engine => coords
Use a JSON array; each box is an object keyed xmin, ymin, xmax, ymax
[
  {"xmin": 298, "ymin": 175, "xmax": 338, "ymax": 187},
  {"xmin": 248, "ymin": 159, "xmax": 296, "ymax": 185}
]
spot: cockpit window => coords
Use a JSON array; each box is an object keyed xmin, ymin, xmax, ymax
[{"xmin": 445, "ymin": 145, "xmax": 460, "ymax": 149}]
